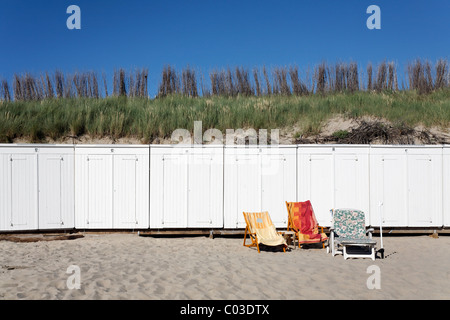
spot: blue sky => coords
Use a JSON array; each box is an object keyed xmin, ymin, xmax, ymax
[{"xmin": 0, "ymin": 0, "xmax": 449, "ymax": 96}]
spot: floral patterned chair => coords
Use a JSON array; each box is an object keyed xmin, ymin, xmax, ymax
[{"xmin": 329, "ymin": 209, "xmax": 377, "ymax": 260}]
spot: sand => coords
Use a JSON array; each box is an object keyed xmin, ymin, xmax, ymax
[{"xmin": 0, "ymin": 233, "xmax": 449, "ymax": 300}]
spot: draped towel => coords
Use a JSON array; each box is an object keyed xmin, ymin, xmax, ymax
[{"xmin": 292, "ymin": 201, "xmax": 328, "ymax": 244}]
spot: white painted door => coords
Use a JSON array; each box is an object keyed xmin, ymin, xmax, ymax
[
  {"xmin": 335, "ymin": 155, "xmax": 358, "ymax": 208},
  {"xmin": 235, "ymin": 154, "xmax": 261, "ymax": 228},
  {"xmin": 444, "ymin": 150, "xmax": 450, "ymax": 227},
  {"xmin": 38, "ymin": 154, "xmax": 64, "ymax": 228},
  {"xmin": 261, "ymin": 152, "xmax": 296, "ymax": 228},
  {"xmin": 376, "ymin": 154, "xmax": 408, "ymax": 227},
  {"xmin": 299, "ymin": 153, "xmax": 334, "ymax": 227},
  {"xmin": 114, "ymin": 154, "xmax": 139, "ymax": 228},
  {"xmin": 9, "ymin": 153, "xmax": 38, "ymax": 230},
  {"xmin": 162, "ymin": 154, "xmax": 188, "ymax": 228},
  {"xmin": 334, "ymin": 152, "xmax": 370, "ymax": 224},
  {"xmin": 188, "ymin": 154, "xmax": 215, "ymax": 227},
  {"xmin": 86, "ymin": 154, "xmax": 113, "ymax": 228},
  {"xmin": 407, "ymin": 153, "xmax": 442, "ymax": 227},
  {"xmin": 0, "ymin": 153, "xmax": 8, "ymax": 230}
]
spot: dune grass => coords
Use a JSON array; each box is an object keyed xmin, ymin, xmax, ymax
[{"xmin": 0, "ymin": 88, "xmax": 449, "ymax": 143}]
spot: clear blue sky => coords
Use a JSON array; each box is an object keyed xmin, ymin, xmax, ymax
[{"xmin": 0, "ymin": 0, "xmax": 449, "ymax": 96}]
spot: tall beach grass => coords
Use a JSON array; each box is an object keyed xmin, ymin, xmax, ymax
[
  {"xmin": 0, "ymin": 89, "xmax": 449, "ymax": 143},
  {"xmin": 0, "ymin": 58, "xmax": 449, "ymax": 143}
]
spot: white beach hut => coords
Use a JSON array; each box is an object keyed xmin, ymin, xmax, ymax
[
  {"xmin": 223, "ymin": 145, "xmax": 296, "ymax": 229},
  {"xmin": 0, "ymin": 142, "xmax": 448, "ymax": 233},
  {"xmin": 37, "ymin": 145, "xmax": 75, "ymax": 230},
  {"xmin": 0, "ymin": 145, "xmax": 39, "ymax": 231},
  {"xmin": 75, "ymin": 145, "xmax": 149, "ymax": 229},
  {"xmin": 297, "ymin": 145, "xmax": 370, "ymax": 227},
  {"xmin": 333, "ymin": 145, "xmax": 370, "ymax": 224},
  {"xmin": 369, "ymin": 145, "xmax": 443, "ymax": 227},
  {"xmin": 443, "ymin": 145, "xmax": 450, "ymax": 227},
  {"xmin": 297, "ymin": 145, "xmax": 334, "ymax": 227},
  {"xmin": 149, "ymin": 145, "xmax": 224, "ymax": 229}
]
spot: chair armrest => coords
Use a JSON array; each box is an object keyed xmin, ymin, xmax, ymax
[
  {"xmin": 366, "ymin": 228, "xmax": 374, "ymax": 233},
  {"xmin": 329, "ymin": 229, "xmax": 335, "ymax": 238}
]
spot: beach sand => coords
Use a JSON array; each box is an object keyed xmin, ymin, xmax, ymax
[{"xmin": 0, "ymin": 233, "xmax": 449, "ymax": 300}]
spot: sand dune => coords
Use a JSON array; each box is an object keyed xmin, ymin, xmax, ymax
[{"xmin": 0, "ymin": 233, "xmax": 449, "ymax": 300}]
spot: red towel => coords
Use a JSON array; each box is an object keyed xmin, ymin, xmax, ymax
[{"xmin": 292, "ymin": 201, "xmax": 328, "ymax": 244}]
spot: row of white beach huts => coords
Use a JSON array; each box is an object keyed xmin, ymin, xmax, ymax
[{"xmin": 0, "ymin": 144, "xmax": 449, "ymax": 232}]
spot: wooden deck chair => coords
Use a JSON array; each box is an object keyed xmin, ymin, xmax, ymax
[
  {"xmin": 285, "ymin": 201, "xmax": 328, "ymax": 249},
  {"xmin": 243, "ymin": 212, "xmax": 259, "ymax": 251},
  {"xmin": 243, "ymin": 212, "xmax": 287, "ymax": 253}
]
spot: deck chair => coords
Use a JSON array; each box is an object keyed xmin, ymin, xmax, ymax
[
  {"xmin": 243, "ymin": 212, "xmax": 287, "ymax": 253},
  {"xmin": 329, "ymin": 208, "xmax": 376, "ymax": 260},
  {"xmin": 285, "ymin": 201, "xmax": 328, "ymax": 249}
]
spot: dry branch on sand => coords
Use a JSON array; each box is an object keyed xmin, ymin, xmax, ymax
[{"xmin": 297, "ymin": 120, "xmax": 448, "ymax": 145}]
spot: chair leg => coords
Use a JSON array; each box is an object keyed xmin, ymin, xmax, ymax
[
  {"xmin": 331, "ymin": 233, "xmax": 336, "ymax": 256},
  {"xmin": 294, "ymin": 233, "xmax": 298, "ymax": 249},
  {"xmin": 243, "ymin": 227, "xmax": 248, "ymax": 247},
  {"xmin": 320, "ymin": 227, "xmax": 325, "ymax": 249}
]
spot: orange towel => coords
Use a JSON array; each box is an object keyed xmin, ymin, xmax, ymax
[{"xmin": 292, "ymin": 201, "xmax": 328, "ymax": 244}]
